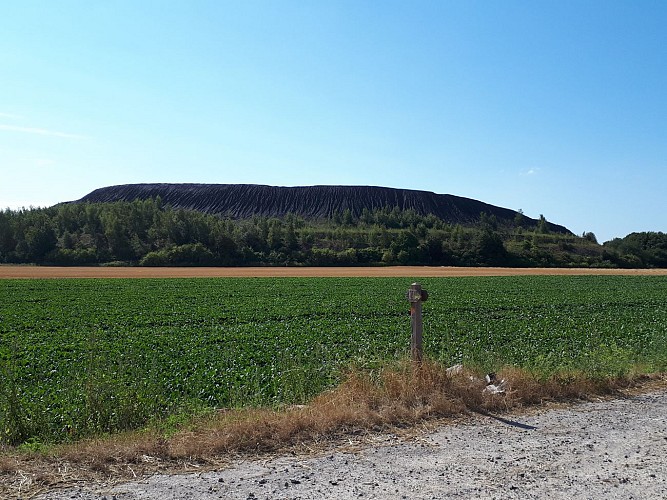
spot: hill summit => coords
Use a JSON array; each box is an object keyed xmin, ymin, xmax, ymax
[{"xmin": 75, "ymin": 183, "xmax": 570, "ymax": 233}]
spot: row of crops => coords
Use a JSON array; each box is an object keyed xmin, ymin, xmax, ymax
[{"xmin": 1, "ymin": 275, "xmax": 667, "ymax": 445}]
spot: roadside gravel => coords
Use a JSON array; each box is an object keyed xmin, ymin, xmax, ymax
[{"xmin": 33, "ymin": 389, "xmax": 667, "ymax": 500}]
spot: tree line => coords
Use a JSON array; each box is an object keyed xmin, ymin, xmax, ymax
[{"xmin": 0, "ymin": 198, "xmax": 663, "ymax": 268}]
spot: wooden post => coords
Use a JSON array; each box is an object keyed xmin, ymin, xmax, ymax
[{"xmin": 407, "ymin": 282, "xmax": 425, "ymax": 363}]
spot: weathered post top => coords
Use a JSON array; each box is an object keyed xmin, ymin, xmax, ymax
[{"xmin": 407, "ymin": 282, "xmax": 429, "ymax": 303}]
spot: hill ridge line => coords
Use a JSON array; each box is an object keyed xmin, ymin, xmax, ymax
[{"xmin": 73, "ymin": 183, "xmax": 571, "ymax": 233}]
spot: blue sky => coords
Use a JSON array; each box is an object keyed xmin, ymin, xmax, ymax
[{"xmin": 1, "ymin": 1, "xmax": 665, "ymax": 242}]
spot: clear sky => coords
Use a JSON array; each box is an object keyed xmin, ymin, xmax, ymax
[{"xmin": 1, "ymin": 1, "xmax": 665, "ymax": 242}]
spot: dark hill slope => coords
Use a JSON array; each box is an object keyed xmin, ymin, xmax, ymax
[{"xmin": 74, "ymin": 183, "xmax": 571, "ymax": 233}]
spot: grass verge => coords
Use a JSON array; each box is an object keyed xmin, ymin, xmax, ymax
[{"xmin": 1, "ymin": 360, "xmax": 664, "ymax": 499}]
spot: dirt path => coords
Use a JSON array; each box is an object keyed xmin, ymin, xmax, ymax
[
  {"xmin": 2, "ymin": 265, "xmax": 667, "ymax": 278},
  {"xmin": 32, "ymin": 388, "xmax": 667, "ymax": 500}
]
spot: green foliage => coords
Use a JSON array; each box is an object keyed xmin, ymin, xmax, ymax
[
  {"xmin": 604, "ymin": 232, "xmax": 667, "ymax": 268},
  {"xmin": 582, "ymin": 231, "xmax": 598, "ymax": 244},
  {"xmin": 578, "ymin": 343, "xmax": 635, "ymax": 379},
  {"xmin": 537, "ymin": 214, "xmax": 549, "ymax": 234},
  {"xmin": 0, "ymin": 201, "xmax": 656, "ymax": 268},
  {"xmin": 1, "ymin": 276, "xmax": 667, "ymax": 446},
  {"xmin": 17, "ymin": 437, "xmax": 47, "ymax": 453},
  {"xmin": 141, "ymin": 243, "xmax": 215, "ymax": 266}
]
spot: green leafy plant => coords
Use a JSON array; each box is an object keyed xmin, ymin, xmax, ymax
[{"xmin": 1, "ymin": 275, "xmax": 666, "ymax": 445}]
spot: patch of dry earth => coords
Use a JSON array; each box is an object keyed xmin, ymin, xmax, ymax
[{"xmin": 2, "ymin": 265, "xmax": 667, "ymax": 279}]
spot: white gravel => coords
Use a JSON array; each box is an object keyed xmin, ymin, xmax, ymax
[{"xmin": 34, "ymin": 389, "xmax": 667, "ymax": 500}]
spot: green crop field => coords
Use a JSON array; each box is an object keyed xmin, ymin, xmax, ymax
[{"xmin": 1, "ymin": 276, "xmax": 667, "ymax": 446}]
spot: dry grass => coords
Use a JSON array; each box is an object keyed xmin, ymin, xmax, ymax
[{"xmin": 1, "ymin": 361, "xmax": 664, "ymax": 499}]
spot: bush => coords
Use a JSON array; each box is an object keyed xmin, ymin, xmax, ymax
[
  {"xmin": 140, "ymin": 244, "xmax": 215, "ymax": 266},
  {"xmin": 52, "ymin": 248, "xmax": 98, "ymax": 265},
  {"xmin": 140, "ymin": 251, "xmax": 169, "ymax": 266}
]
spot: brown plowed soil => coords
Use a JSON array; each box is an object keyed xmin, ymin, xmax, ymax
[{"xmin": 1, "ymin": 265, "xmax": 667, "ymax": 279}]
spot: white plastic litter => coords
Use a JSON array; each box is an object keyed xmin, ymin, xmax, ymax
[
  {"xmin": 483, "ymin": 372, "xmax": 506, "ymax": 394},
  {"xmin": 446, "ymin": 364, "xmax": 464, "ymax": 376}
]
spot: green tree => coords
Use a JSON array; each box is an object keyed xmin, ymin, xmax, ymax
[
  {"xmin": 24, "ymin": 214, "xmax": 57, "ymax": 261},
  {"xmin": 103, "ymin": 217, "xmax": 135, "ymax": 261},
  {"xmin": 267, "ymin": 220, "xmax": 284, "ymax": 250},
  {"xmin": 0, "ymin": 211, "xmax": 16, "ymax": 260},
  {"xmin": 537, "ymin": 214, "xmax": 549, "ymax": 234},
  {"xmin": 514, "ymin": 209, "xmax": 527, "ymax": 228},
  {"xmin": 342, "ymin": 208, "xmax": 354, "ymax": 226},
  {"xmin": 582, "ymin": 231, "xmax": 598, "ymax": 244},
  {"xmin": 474, "ymin": 230, "xmax": 507, "ymax": 265},
  {"xmin": 284, "ymin": 221, "xmax": 298, "ymax": 251}
]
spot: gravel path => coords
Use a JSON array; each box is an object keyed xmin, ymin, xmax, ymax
[{"xmin": 35, "ymin": 390, "xmax": 667, "ymax": 500}]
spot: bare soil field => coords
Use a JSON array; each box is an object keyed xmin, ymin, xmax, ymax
[{"xmin": 2, "ymin": 265, "xmax": 667, "ymax": 279}]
